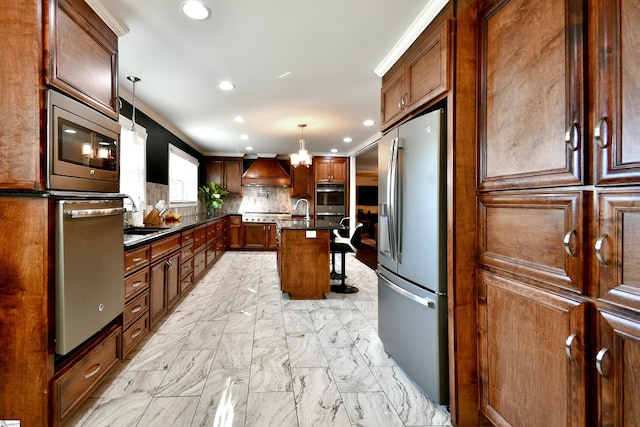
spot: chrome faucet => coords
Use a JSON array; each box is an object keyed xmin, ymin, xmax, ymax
[
  {"xmin": 123, "ymin": 194, "xmax": 139, "ymax": 213},
  {"xmin": 294, "ymin": 198, "xmax": 310, "ymax": 222}
]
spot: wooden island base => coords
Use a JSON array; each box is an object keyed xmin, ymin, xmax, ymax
[{"xmin": 277, "ymin": 227, "xmax": 330, "ymax": 299}]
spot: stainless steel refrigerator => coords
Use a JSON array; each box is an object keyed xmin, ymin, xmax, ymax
[{"xmin": 377, "ymin": 108, "xmax": 448, "ymax": 404}]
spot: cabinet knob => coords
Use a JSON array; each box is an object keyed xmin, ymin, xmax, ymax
[
  {"xmin": 594, "ymin": 117, "xmax": 609, "ymax": 148},
  {"xmin": 565, "ymin": 123, "xmax": 580, "ymax": 151},
  {"xmin": 595, "ymin": 347, "xmax": 610, "ymax": 377},
  {"xmin": 595, "ymin": 234, "xmax": 609, "ymax": 265},
  {"xmin": 565, "ymin": 333, "xmax": 578, "ymax": 362}
]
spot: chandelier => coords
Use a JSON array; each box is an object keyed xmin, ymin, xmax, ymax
[{"xmin": 290, "ymin": 124, "xmax": 312, "ymax": 167}]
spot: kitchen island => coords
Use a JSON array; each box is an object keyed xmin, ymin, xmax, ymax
[{"xmin": 276, "ymin": 219, "xmax": 344, "ymax": 299}]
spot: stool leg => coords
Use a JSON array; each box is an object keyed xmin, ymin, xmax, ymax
[{"xmin": 330, "ymin": 250, "xmax": 359, "ymax": 294}]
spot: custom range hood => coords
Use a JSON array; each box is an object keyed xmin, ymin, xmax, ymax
[{"xmin": 241, "ymin": 158, "xmax": 291, "ymax": 186}]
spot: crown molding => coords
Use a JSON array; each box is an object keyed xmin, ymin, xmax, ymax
[
  {"xmin": 85, "ymin": 0, "xmax": 129, "ymax": 37},
  {"xmin": 374, "ymin": 0, "xmax": 449, "ymax": 77}
]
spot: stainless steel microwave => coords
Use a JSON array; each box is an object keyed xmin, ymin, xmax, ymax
[{"xmin": 47, "ymin": 90, "xmax": 120, "ymax": 192}]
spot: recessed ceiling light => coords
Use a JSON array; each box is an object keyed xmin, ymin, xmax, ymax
[
  {"xmin": 278, "ymin": 72, "xmax": 291, "ymax": 79},
  {"xmin": 241, "ymin": 134, "xmax": 249, "ymax": 140},
  {"xmin": 330, "ymin": 148, "xmax": 338, "ymax": 153},
  {"xmin": 182, "ymin": 1, "xmax": 211, "ymax": 20},
  {"xmin": 234, "ymin": 116, "xmax": 245, "ymax": 123},
  {"xmin": 63, "ymin": 128, "xmax": 77, "ymax": 134},
  {"xmin": 246, "ymin": 146, "xmax": 253, "ymax": 151},
  {"xmin": 218, "ymin": 81, "xmax": 235, "ymax": 91},
  {"xmin": 343, "ymin": 137, "xmax": 352, "ymax": 143},
  {"xmin": 363, "ymin": 119, "xmax": 375, "ymax": 127}
]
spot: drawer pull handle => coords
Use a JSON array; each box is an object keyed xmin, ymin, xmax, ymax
[
  {"xmin": 132, "ymin": 257, "xmax": 143, "ymax": 262},
  {"xmin": 131, "ymin": 305, "xmax": 143, "ymax": 314},
  {"xmin": 131, "ymin": 281, "xmax": 145, "ymax": 289},
  {"xmin": 565, "ymin": 333, "xmax": 578, "ymax": 362},
  {"xmin": 565, "ymin": 123, "xmax": 580, "ymax": 151},
  {"xmin": 563, "ymin": 229, "xmax": 577, "ymax": 257},
  {"xmin": 131, "ymin": 328, "xmax": 143, "ymax": 339},
  {"xmin": 84, "ymin": 364, "xmax": 101, "ymax": 379},
  {"xmin": 594, "ymin": 117, "xmax": 609, "ymax": 148},
  {"xmin": 595, "ymin": 234, "xmax": 608, "ymax": 265},
  {"xmin": 596, "ymin": 347, "xmax": 610, "ymax": 377}
]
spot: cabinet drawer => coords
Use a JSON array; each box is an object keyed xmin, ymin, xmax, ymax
[
  {"xmin": 52, "ymin": 324, "xmax": 120, "ymax": 424},
  {"xmin": 181, "ymin": 256, "xmax": 194, "ymax": 279},
  {"xmin": 124, "ymin": 245, "xmax": 150, "ymax": 275},
  {"xmin": 124, "ymin": 267, "xmax": 149, "ymax": 300},
  {"xmin": 181, "ymin": 241, "xmax": 194, "ymax": 261},
  {"xmin": 206, "ymin": 223, "xmax": 216, "ymax": 241},
  {"xmin": 193, "ymin": 226, "xmax": 207, "ymax": 251},
  {"xmin": 123, "ymin": 289, "xmax": 149, "ymax": 329},
  {"xmin": 193, "ymin": 249, "xmax": 206, "ymax": 278},
  {"xmin": 181, "ymin": 229, "xmax": 194, "ymax": 246},
  {"xmin": 121, "ymin": 312, "xmax": 149, "ymax": 359},
  {"xmin": 230, "ymin": 215, "xmax": 242, "ymax": 225},
  {"xmin": 181, "ymin": 271, "xmax": 194, "ymax": 294},
  {"xmin": 150, "ymin": 234, "xmax": 181, "ymax": 262}
]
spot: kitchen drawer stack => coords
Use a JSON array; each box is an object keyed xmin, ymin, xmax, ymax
[
  {"xmin": 122, "ymin": 244, "xmax": 151, "ymax": 358},
  {"xmin": 192, "ymin": 223, "xmax": 208, "ymax": 278},
  {"xmin": 180, "ymin": 228, "xmax": 195, "ymax": 294}
]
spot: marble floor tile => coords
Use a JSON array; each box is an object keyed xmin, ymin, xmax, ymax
[
  {"xmin": 68, "ymin": 251, "xmax": 451, "ymax": 427},
  {"xmin": 245, "ymin": 392, "xmax": 298, "ymax": 427},
  {"xmin": 291, "ymin": 367, "xmax": 351, "ymax": 426}
]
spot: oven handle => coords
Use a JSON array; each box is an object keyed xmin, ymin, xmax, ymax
[{"xmin": 66, "ymin": 207, "xmax": 126, "ymax": 219}]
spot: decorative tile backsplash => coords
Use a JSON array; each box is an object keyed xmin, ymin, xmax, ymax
[{"xmin": 144, "ymin": 183, "xmax": 307, "ymax": 217}]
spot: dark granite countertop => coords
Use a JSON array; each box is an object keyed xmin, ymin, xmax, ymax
[
  {"xmin": 276, "ymin": 218, "xmax": 345, "ymax": 230},
  {"xmin": 123, "ymin": 213, "xmax": 226, "ymax": 248}
]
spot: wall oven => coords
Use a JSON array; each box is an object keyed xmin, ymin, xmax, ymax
[
  {"xmin": 316, "ymin": 183, "xmax": 346, "ymax": 225},
  {"xmin": 47, "ymin": 90, "xmax": 121, "ymax": 193},
  {"xmin": 55, "ymin": 197, "xmax": 125, "ymax": 355}
]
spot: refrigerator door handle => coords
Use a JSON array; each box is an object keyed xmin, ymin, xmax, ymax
[
  {"xmin": 377, "ymin": 271, "xmax": 436, "ymax": 309},
  {"xmin": 387, "ymin": 137, "xmax": 400, "ymax": 262}
]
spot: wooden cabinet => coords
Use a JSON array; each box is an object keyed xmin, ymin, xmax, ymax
[
  {"xmin": 180, "ymin": 230, "xmax": 195, "ymax": 295},
  {"xmin": 314, "ymin": 157, "xmax": 347, "ymax": 183},
  {"xmin": 228, "ymin": 215, "xmax": 243, "ymax": 249},
  {"xmin": 149, "ymin": 235, "xmax": 181, "ymax": 326},
  {"xmin": 381, "ymin": 19, "xmax": 450, "ymax": 130},
  {"xmin": 122, "ymin": 245, "xmax": 150, "ymax": 359},
  {"xmin": 477, "ymin": 1, "xmax": 640, "ymax": 425},
  {"xmin": 206, "ymin": 158, "xmax": 243, "ymax": 195},
  {"xmin": 290, "ymin": 164, "xmax": 312, "ymax": 198},
  {"xmin": 51, "ymin": 324, "xmax": 121, "ymax": 426},
  {"xmin": 243, "ymin": 222, "xmax": 277, "ymax": 250},
  {"xmin": 46, "ymin": 0, "xmax": 118, "ymax": 118}
]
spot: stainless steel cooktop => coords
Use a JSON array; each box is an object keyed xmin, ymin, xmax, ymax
[{"xmin": 241, "ymin": 212, "xmax": 292, "ymax": 222}]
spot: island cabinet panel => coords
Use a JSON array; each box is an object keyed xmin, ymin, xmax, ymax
[
  {"xmin": 278, "ymin": 228, "xmax": 330, "ymax": 299},
  {"xmin": 46, "ymin": 0, "xmax": 119, "ymax": 118}
]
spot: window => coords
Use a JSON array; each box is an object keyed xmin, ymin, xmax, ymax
[
  {"xmin": 169, "ymin": 144, "xmax": 199, "ymax": 206},
  {"xmin": 119, "ymin": 117, "xmax": 147, "ymax": 223}
]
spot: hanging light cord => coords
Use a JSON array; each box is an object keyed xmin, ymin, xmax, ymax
[{"xmin": 127, "ymin": 76, "xmax": 141, "ymax": 131}]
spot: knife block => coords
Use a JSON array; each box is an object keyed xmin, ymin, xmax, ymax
[{"xmin": 143, "ymin": 208, "xmax": 163, "ymax": 225}]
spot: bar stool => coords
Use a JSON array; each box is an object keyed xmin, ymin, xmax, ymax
[
  {"xmin": 330, "ymin": 217, "xmax": 350, "ymax": 280},
  {"xmin": 330, "ymin": 222, "xmax": 363, "ymax": 294}
]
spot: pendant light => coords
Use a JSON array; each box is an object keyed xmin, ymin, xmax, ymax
[
  {"xmin": 290, "ymin": 124, "xmax": 312, "ymax": 168},
  {"xmin": 127, "ymin": 76, "xmax": 141, "ymax": 131}
]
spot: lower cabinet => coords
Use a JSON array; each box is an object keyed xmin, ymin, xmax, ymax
[
  {"xmin": 228, "ymin": 215, "xmax": 243, "ymax": 248},
  {"xmin": 51, "ymin": 324, "xmax": 121, "ymax": 425},
  {"xmin": 243, "ymin": 222, "xmax": 277, "ymax": 249},
  {"xmin": 150, "ymin": 250, "xmax": 180, "ymax": 326}
]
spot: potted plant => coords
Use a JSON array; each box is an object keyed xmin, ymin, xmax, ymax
[{"xmin": 198, "ymin": 182, "xmax": 229, "ymax": 217}]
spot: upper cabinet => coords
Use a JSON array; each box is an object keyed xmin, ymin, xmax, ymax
[
  {"xmin": 46, "ymin": 0, "xmax": 118, "ymax": 119},
  {"xmin": 314, "ymin": 157, "xmax": 347, "ymax": 183},
  {"xmin": 290, "ymin": 165, "xmax": 312, "ymax": 198},
  {"xmin": 381, "ymin": 18, "xmax": 451, "ymax": 131},
  {"xmin": 206, "ymin": 158, "xmax": 243, "ymax": 196}
]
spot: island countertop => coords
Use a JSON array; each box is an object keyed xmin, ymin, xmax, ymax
[{"xmin": 276, "ymin": 218, "xmax": 345, "ymax": 230}]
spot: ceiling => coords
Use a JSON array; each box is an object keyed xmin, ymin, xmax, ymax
[{"xmin": 90, "ymin": 0, "xmax": 447, "ymax": 158}]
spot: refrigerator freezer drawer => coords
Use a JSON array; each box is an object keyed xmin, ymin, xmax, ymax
[{"xmin": 378, "ymin": 268, "xmax": 448, "ymax": 404}]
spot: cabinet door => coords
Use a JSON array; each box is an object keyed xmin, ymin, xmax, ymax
[
  {"xmin": 229, "ymin": 215, "xmax": 243, "ymax": 248},
  {"xmin": 596, "ymin": 191, "xmax": 640, "ymax": 313},
  {"xmin": 290, "ymin": 164, "xmax": 311, "ymax": 198},
  {"xmin": 149, "ymin": 260, "xmax": 167, "ymax": 326},
  {"xmin": 381, "ymin": 66, "xmax": 405, "ymax": 129},
  {"xmin": 206, "ymin": 160, "xmax": 223, "ymax": 185},
  {"xmin": 593, "ymin": 0, "xmax": 640, "ymax": 184},
  {"xmin": 596, "ymin": 310, "xmax": 640, "ymax": 426},
  {"xmin": 266, "ymin": 224, "xmax": 278, "ymax": 249},
  {"xmin": 478, "ymin": 0, "xmax": 584, "ymax": 191},
  {"xmin": 243, "ymin": 223, "xmax": 266, "ymax": 248},
  {"xmin": 405, "ymin": 20, "xmax": 450, "ymax": 112},
  {"xmin": 223, "ymin": 159, "xmax": 243, "ymax": 195},
  {"xmin": 478, "ymin": 270, "xmax": 588, "ymax": 427},
  {"xmin": 166, "ymin": 252, "xmax": 180, "ymax": 309},
  {"xmin": 47, "ymin": 0, "xmax": 118, "ymax": 118},
  {"xmin": 329, "ymin": 158, "xmax": 347, "ymax": 183},
  {"xmin": 314, "ymin": 158, "xmax": 332, "ymax": 182}
]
